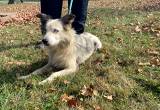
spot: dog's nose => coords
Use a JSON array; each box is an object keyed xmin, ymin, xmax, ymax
[{"xmin": 42, "ymin": 39, "xmax": 48, "ymax": 45}]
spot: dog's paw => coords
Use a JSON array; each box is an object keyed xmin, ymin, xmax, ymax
[
  {"xmin": 38, "ymin": 80, "xmax": 48, "ymax": 85},
  {"xmin": 39, "ymin": 78, "xmax": 53, "ymax": 85}
]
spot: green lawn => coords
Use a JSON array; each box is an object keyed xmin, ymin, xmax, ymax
[{"xmin": 0, "ymin": 8, "xmax": 160, "ymax": 110}]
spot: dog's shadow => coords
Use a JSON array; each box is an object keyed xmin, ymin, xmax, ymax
[{"xmin": 0, "ymin": 59, "xmax": 49, "ymax": 86}]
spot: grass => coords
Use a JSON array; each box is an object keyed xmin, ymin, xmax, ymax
[{"xmin": 0, "ymin": 8, "xmax": 160, "ymax": 110}]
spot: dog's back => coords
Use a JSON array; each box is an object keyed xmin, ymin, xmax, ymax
[{"xmin": 75, "ymin": 32, "xmax": 102, "ymax": 64}]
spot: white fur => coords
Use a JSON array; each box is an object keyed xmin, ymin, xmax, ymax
[{"xmin": 44, "ymin": 33, "xmax": 60, "ymax": 46}]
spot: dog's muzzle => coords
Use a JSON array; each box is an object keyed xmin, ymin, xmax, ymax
[{"xmin": 42, "ymin": 39, "xmax": 49, "ymax": 46}]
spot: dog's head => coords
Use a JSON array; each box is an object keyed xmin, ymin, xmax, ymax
[{"xmin": 39, "ymin": 14, "xmax": 75, "ymax": 47}]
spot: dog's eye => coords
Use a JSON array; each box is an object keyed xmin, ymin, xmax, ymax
[{"xmin": 52, "ymin": 29, "xmax": 59, "ymax": 33}]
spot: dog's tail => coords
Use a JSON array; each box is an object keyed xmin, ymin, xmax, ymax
[
  {"xmin": 93, "ymin": 37, "xmax": 102, "ymax": 49},
  {"xmin": 84, "ymin": 32, "xmax": 102, "ymax": 50},
  {"xmin": 90, "ymin": 34, "xmax": 102, "ymax": 50}
]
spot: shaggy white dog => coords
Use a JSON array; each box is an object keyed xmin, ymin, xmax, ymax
[{"xmin": 18, "ymin": 14, "xmax": 102, "ymax": 85}]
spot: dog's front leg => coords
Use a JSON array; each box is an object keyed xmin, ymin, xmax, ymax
[
  {"xmin": 39, "ymin": 67, "xmax": 77, "ymax": 85},
  {"xmin": 18, "ymin": 64, "xmax": 51, "ymax": 80}
]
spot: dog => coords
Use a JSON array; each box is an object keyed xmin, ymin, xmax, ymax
[{"xmin": 18, "ymin": 14, "xmax": 102, "ymax": 85}]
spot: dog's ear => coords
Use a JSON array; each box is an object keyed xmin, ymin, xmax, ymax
[
  {"xmin": 61, "ymin": 14, "xmax": 75, "ymax": 25},
  {"xmin": 36, "ymin": 13, "xmax": 52, "ymax": 22}
]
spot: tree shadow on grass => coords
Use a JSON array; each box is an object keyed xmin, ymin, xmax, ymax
[
  {"xmin": 0, "ymin": 42, "xmax": 37, "ymax": 52},
  {"xmin": 133, "ymin": 77, "xmax": 160, "ymax": 98},
  {"xmin": 0, "ymin": 59, "xmax": 48, "ymax": 86}
]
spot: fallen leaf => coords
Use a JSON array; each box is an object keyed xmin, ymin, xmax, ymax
[
  {"xmin": 93, "ymin": 90, "xmax": 99, "ymax": 96},
  {"xmin": 67, "ymin": 99, "xmax": 78, "ymax": 108},
  {"xmin": 10, "ymin": 40, "xmax": 14, "ymax": 43},
  {"xmin": 104, "ymin": 95, "xmax": 113, "ymax": 101},
  {"xmin": 129, "ymin": 23, "xmax": 134, "ymax": 26},
  {"xmin": 28, "ymin": 30, "xmax": 34, "ymax": 34},
  {"xmin": 147, "ymin": 50, "xmax": 159, "ymax": 56},
  {"xmin": 117, "ymin": 58, "xmax": 134, "ymax": 67},
  {"xmin": 80, "ymin": 85, "xmax": 96, "ymax": 97},
  {"xmin": 137, "ymin": 21, "xmax": 141, "ymax": 25},
  {"xmin": 156, "ymin": 33, "xmax": 160, "ymax": 37},
  {"xmin": 94, "ymin": 105, "xmax": 101, "ymax": 110},
  {"xmin": 60, "ymin": 93, "xmax": 79, "ymax": 108},
  {"xmin": 135, "ymin": 25, "xmax": 141, "ymax": 32},
  {"xmin": 137, "ymin": 68, "xmax": 143, "ymax": 73},
  {"xmin": 61, "ymin": 93, "xmax": 74, "ymax": 102},
  {"xmin": 92, "ymin": 58, "xmax": 103, "ymax": 65},
  {"xmin": 47, "ymin": 88, "xmax": 57, "ymax": 93},
  {"xmin": 6, "ymin": 61, "xmax": 27, "ymax": 65},
  {"xmin": 77, "ymin": 105, "xmax": 84, "ymax": 110},
  {"xmin": 63, "ymin": 80, "xmax": 70, "ymax": 84},
  {"xmin": 150, "ymin": 57, "xmax": 160, "ymax": 66},
  {"xmin": 138, "ymin": 62, "xmax": 151, "ymax": 66},
  {"xmin": 117, "ymin": 37, "xmax": 123, "ymax": 43}
]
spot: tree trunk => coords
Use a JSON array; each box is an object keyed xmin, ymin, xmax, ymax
[{"xmin": 8, "ymin": 0, "xmax": 15, "ymax": 4}]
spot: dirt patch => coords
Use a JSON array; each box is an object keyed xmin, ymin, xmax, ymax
[
  {"xmin": 0, "ymin": 3, "xmax": 39, "ymax": 27},
  {"xmin": 133, "ymin": 0, "xmax": 160, "ymax": 11}
]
